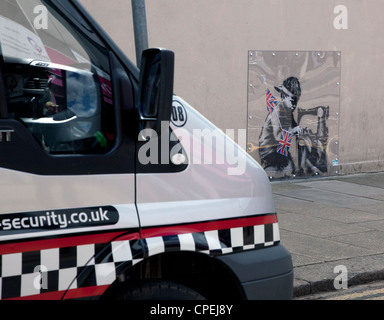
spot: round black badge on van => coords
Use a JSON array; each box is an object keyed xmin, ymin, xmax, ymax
[{"xmin": 171, "ymin": 101, "xmax": 187, "ymax": 127}]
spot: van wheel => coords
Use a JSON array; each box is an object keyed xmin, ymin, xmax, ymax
[{"xmin": 114, "ymin": 280, "xmax": 206, "ymax": 300}]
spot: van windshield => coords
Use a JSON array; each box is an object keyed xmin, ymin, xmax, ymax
[
  {"xmin": 0, "ymin": 0, "xmax": 92, "ymax": 67},
  {"xmin": 0, "ymin": 0, "xmax": 116, "ymax": 154}
]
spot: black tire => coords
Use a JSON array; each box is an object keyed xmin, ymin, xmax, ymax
[{"xmin": 112, "ymin": 280, "xmax": 206, "ymax": 300}]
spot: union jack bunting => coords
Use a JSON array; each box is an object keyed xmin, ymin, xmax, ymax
[
  {"xmin": 277, "ymin": 129, "xmax": 293, "ymax": 157},
  {"xmin": 266, "ymin": 88, "xmax": 278, "ymax": 114}
]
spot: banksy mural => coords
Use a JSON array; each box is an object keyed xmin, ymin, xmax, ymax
[{"xmin": 247, "ymin": 51, "xmax": 340, "ymax": 179}]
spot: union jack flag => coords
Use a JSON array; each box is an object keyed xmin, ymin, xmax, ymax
[
  {"xmin": 266, "ymin": 88, "xmax": 278, "ymax": 114},
  {"xmin": 277, "ymin": 129, "xmax": 293, "ymax": 157}
]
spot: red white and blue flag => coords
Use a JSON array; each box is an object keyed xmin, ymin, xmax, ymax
[
  {"xmin": 266, "ymin": 88, "xmax": 278, "ymax": 114},
  {"xmin": 277, "ymin": 129, "xmax": 293, "ymax": 157}
]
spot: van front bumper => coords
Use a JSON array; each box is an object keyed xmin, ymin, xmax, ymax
[{"xmin": 215, "ymin": 244, "xmax": 293, "ymax": 300}]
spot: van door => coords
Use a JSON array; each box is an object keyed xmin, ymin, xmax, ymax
[{"xmin": 0, "ymin": 0, "xmax": 139, "ymax": 300}]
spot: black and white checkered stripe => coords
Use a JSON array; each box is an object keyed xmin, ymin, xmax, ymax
[
  {"xmin": 144, "ymin": 223, "xmax": 280, "ymax": 256},
  {"xmin": 0, "ymin": 222, "xmax": 279, "ymax": 299},
  {"xmin": 0, "ymin": 240, "xmax": 144, "ymax": 299}
]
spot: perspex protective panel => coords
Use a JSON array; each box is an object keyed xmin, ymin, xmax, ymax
[{"xmin": 247, "ymin": 51, "xmax": 340, "ymax": 179}]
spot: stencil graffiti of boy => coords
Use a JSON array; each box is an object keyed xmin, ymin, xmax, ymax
[{"xmin": 259, "ymin": 77, "xmax": 303, "ymax": 175}]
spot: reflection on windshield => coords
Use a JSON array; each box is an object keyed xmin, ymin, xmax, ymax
[
  {"xmin": 0, "ymin": 0, "xmax": 92, "ymax": 69},
  {"xmin": 67, "ymin": 71, "xmax": 98, "ymax": 118},
  {"xmin": 1, "ymin": 0, "xmax": 116, "ymax": 154}
]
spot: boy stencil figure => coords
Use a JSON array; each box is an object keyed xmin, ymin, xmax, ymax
[{"xmin": 259, "ymin": 77, "xmax": 303, "ymax": 176}]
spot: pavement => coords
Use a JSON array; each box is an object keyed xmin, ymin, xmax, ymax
[{"xmin": 271, "ymin": 172, "xmax": 384, "ymax": 298}]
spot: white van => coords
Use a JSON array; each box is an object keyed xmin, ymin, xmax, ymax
[{"xmin": 0, "ymin": 0, "xmax": 293, "ymax": 300}]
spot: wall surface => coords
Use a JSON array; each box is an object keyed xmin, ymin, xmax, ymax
[{"xmin": 80, "ymin": 0, "xmax": 384, "ymax": 176}]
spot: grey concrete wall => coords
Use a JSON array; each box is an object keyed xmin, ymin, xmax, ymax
[{"xmin": 80, "ymin": 0, "xmax": 384, "ymax": 176}]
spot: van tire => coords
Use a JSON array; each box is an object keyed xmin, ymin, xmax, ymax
[{"xmin": 115, "ymin": 280, "xmax": 206, "ymax": 300}]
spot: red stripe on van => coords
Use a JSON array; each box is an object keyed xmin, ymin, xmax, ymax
[{"xmin": 0, "ymin": 231, "xmax": 139, "ymax": 255}]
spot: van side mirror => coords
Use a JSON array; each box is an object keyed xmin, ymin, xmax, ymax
[{"xmin": 137, "ymin": 48, "xmax": 174, "ymax": 134}]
